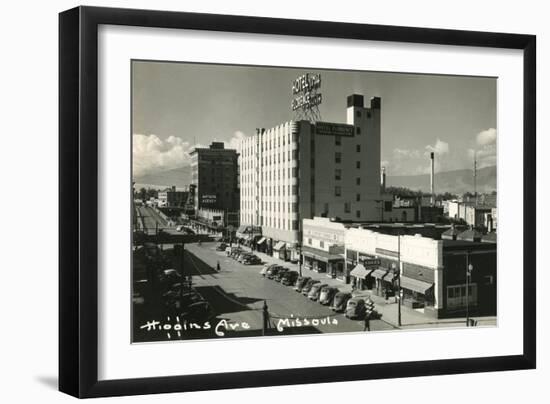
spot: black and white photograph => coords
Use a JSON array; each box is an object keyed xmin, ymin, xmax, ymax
[{"xmin": 131, "ymin": 61, "xmax": 498, "ymax": 342}]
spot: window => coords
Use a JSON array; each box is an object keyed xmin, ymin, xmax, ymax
[
  {"xmin": 385, "ymin": 201, "xmax": 393, "ymax": 212},
  {"xmin": 335, "ymin": 136, "xmax": 341, "ymax": 146},
  {"xmin": 356, "ymin": 127, "xmax": 361, "ymax": 135},
  {"xmin": 356, "ymin": 110, "xmax": 361, "ymax": 118},
  {"xmin": 335, "ymin": 169, "xmax": 342, "ymax": 180},
  {"xmin": 308, "ymin": 238, "xmax": 312, "ymax": 245},
  {"xmin": 335, "ymin": 186, "xmax": 341, "ymax": 197},
  {"xmin": 356, "ymin": 210, "xmax": 361, "ymax": 218},
  {"xmin": 356, "ymin": 177, "xmax": 361, "ymax": 185},
  {"xmin": 356, "ymin": 144, "xmax": 361, "ymax": 152},
  {"xmin": 292, "ymin": 185, "xmax": 298, "ymax": 195},
  {"xmin": 320, "ymin": 241, "xmax": 325, "ymax": 248},
  {"xmin": 356, "ymin": 193, "xmax": 361, "ymax": 202},
  {"xmin": 335, "ymin": 152, "xmax": 342, "ymax": 164},
  {"xmin": 344, "ymin": 202, "xmax": 351, "ymax": 213},
  {"xmin": 356, "ymin": 161, "xmax": 361, "ymax": 169},
  {"xmin": 292, "ymin": 220, "xmax": 299, "ymax": 230}
]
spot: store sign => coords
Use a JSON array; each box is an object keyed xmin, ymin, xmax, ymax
[
  {"xmin": 362, "ymin": 258, "xmax": 382, "ymax": 268},
  {"xmin": 201, "ymin": 194, "xmax": 217, "ymax": 205},
  {"xmin": 291, "ymin": 73, "xmax": 322, "ymax": 113},
  {"xmin": 315, "ymin": 122, "xmax": 354, "ymax": 137}
]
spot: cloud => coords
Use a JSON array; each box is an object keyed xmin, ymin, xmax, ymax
[
  {"xmin": 133, "ymin": 134, "xmax": 193, "ymax": 177},
  {"xmin": 228, "ymin": 130, "xmax": 248, "ymax": 154},
  {"xmin": 476, "ymin": 128, "xmax": 497, "ymax": 146},
  {"xmin": 470, "ymin": 128, "xmax": 497, "ymax": 168},
  {"xmin": 425, "ymin": 139, "xmax": 450, "ymax": 155}
]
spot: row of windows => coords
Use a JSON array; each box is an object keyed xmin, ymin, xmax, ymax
[{"xmin": 241, "ymin": 200, "xmax": 298, "ymax": 213}]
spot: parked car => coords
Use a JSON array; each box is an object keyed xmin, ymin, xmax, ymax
[
  {"xmin": 243, "ymin": 255, "xmax": 262, "ymax": 265},
  {"xmin": 331, "ymin": 292, "xmax": 352, "ymax": 312},
  {"xmin": 308, "ymin": 283, "xmax": 328, "ymax": 301},
  {"xmin": 260, "ymin": 264, "xmax": 277, "ymax": 277},
  {"xmin": 281, "ymin": 271, "xmax": 299, "ymax": 286},
  {"xmin": 266, "ymin": 265, "xmax": 284, "ymax": 279},
  {"xmin": 237, "ymin": 252, "xmax": 254, "ymax": 263},
  {"xmin": 163, "ymin": 291, "xmax": 203, "ymax": 310},
  {"xmin": 294, "ymin": 276, "xmax": 311, "ymax": 292},
  {"xmin": 319, "ymin": 286, "xmax": 338, "ymax": 305},
  {"xmin": 216, "ymin": 243, "xmax": 227, "ymax": 251},
  {"xmin": 273, "ymin": 268, "xmax": 290, "ymax": 282},
  {"xmin": 301, "ymin": 279, "xmax": 320, "ymax": 296},
  {"xmin": 180, "ymin": 301, "xmax": 215, "ymax": 323},
  {"xmin": 176, "ymin": 225, "xmax": 184, "ymax": 232},
  {"xmin": 345, "ymin": 297, "xmax": 367, "ymax": 319}
]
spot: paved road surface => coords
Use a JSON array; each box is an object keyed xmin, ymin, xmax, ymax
[{"xmin": 185, "ymin": 242, "xmax": 394, "ymax": 336}]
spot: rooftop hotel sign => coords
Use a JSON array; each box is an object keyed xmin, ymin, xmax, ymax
[{"xmin": 291, "ymin": 73, "xmax": 322, "ymax": 122}]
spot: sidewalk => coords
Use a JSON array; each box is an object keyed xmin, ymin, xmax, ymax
[{"xmin": 233, "ymin": 244, "xmax": 497, "ymax": 330}]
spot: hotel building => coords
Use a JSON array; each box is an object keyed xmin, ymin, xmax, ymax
[{"xmin": 240, "ymin": 94, "xmax": 387, "ymax": 260}]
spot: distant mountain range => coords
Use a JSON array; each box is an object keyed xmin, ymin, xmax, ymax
[
  {"xmin": 134, "ymin": 166, "xmax": 191, "ymax": 189},
  {"xmin": 134, "ymin": 164, "xmax": 497, "ymax": 195},
  {"xmin": 387, "ymin": 165, "xmax": 496, "ymax": 195}
]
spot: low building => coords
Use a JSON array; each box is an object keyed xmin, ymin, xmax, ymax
[
  {"xmin": 196, "ymin": 208, "xmax": 239, "ymax": 231},
  {"xmin": 301, "ymin": 217, "xmax": 346, "ymax": 280},
  {"xmin": 157, "ymin": 186, "xmax": 189, "ymax": 208},
  {"xmin": 344, "ymin": 227, "xmax": 496, "ymax": 318}
]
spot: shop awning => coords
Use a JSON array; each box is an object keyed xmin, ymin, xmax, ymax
[
  {"xmin": 257, "ymin": 237, "xmax": 266, "ymax": 245},
  {"xmin": 301, "ymin": 246, "xmax": 344, "ymax": 262},
  {"xmin": 384, "ymin": 272, "xmax": 396, "ymax": 282},
  {"xmin": 237, "ymin": 225, "xmax": 249, "ymax": 233},
  {"xmin": 273, "ymin": 241, "xmax": 286, "ymax": 251},
  {"xmin": 370, "ymin": 269, "xmax": 389, "ymax": 280},
  {"xmin": 350, "ymin": 263, "xmax": 371, "ymax": 279},
  {"xmin": 400, "ymin": 276, "xmax": 433, "ymax": 294}
]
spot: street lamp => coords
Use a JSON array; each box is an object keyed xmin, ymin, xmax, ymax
[{"xmin": 466, "ymin": 253, "xmax": 474, "ymax": 326}]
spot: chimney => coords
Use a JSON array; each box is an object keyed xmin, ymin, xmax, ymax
[
  {"xmin": 381, "ymin": 167, "xmax": 386, "ymax": 192},
  {"xmin": 430, "ymin": 152, "xmax": 435, "ymax": 207}
]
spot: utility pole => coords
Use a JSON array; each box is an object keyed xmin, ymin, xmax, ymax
[
  {"xmin": 397, "ymin": 234, "xmax": 402, "ymax": 327},
  {"xmin": 262, "ymin": 300, "xmax": 269, "ymax": 336},
  {"xmin": 474, "ymin": 152, "xmax": 478, "ymax": 206},
  {"xmin": 466, "ymin": 252, "xmax": 473, "ymax": 327}
]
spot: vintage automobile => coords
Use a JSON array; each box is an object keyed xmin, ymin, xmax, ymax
[
  {"xmin": 281, "ymin": 271, "xmax": 299, "ymax": 286},
  {"xmin": 345, "ymin": 297, "xmax": 367, "ymax": 319},
  {"xmin": 307, "ymin": 283, "xmax": 328, "ymax": 301},
  {"xmin": 301, "ymin": 279, "xmax": 320, "ymax": 296},
  {"xmin": 331, "ymin": 292, "xmax": 352, "ymax": 312},
  {"xmin": 319, "ymin": 286, "xmax": 339, "ymax": 305},
  {"xmin": 243, "ymin": 255, "xmax": 262, "ymax": 265},
  {"xmin": 260, "ymin": 263, "xmax": 277, "ymax": 277},
  {"xmin": 293, "ymin": 276, "xmax": 311, "ymax": 292},
  {"xmin": 273, "ymin": 267, "xmax": 291, "ymax": 282}
]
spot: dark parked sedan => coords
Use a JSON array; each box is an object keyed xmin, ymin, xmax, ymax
[
  {"xmin": 307, "ymin": 283, "xmax": 328, "ymax": 301},
  {"xmin": 301, "ymin": 279, "xmax": 320, "ymax": 296},
  {"xmin": 331, "ymin": 292, "xmax": 352, "ymax": 312},
  {"xmin": 281, "ymin": 271, "xmax": 299, "ymax": 286},
  {"xmin": 273, "ymin": 268, "xmax": 290, "ymax": 282},
  {"xmin": 319, "ymin": 286, "xmax": 338, "ymax": 305},
  {"xmin": 293, "ymin": 276, "xmax": 311, "ymax": 292},
  {"xmin": 266, "ymin": 265, "xmax": 283, "ymax": 279},
  {"xmin": 345, "ymin": 297, "xmax": 367, "ymax": 319}
]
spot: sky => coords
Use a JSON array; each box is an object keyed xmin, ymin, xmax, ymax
[{"xmin": 132, "ymin": 60, "xmax": 496, "ymax": 178}]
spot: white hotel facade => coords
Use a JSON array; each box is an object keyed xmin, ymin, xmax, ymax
[{"xmin": 240, "ymin": 94, "xmax": 387, "ymax": 260}]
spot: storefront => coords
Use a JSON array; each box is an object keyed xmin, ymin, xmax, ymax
[
  {"xmin": 273, "ymin": 241, "xmax": 287, "ymax": 261},
  {"xmin": 350, "ymin": 263, "xmax": 372, "ymax": 290},
  {"xmin": 399, "ymin": 275, "xmax": 434, "ymax": 309},
  {"xmin": 301, "ymin": 246, "xmax": 345, "ymax": 280},
  {"xmin": 370, "ymin": 268, "xmax": 397, "ymax": 298},
  {"xmin": 255, "ymin": 237, "xmax": 267, "ymax": 253}
]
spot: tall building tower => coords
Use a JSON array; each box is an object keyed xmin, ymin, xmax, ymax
[
  {"xmin": 240, "ymin": 93, "xmax": 382, "ymax": 260},
  {"xmin": 189, "ymin": 142, "xmax": 240, "ymax": 213}
]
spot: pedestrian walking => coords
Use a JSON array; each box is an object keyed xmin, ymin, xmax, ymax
[{"xmin": 363, "ymin": 312, "xmax": 371, "ymax": 331}]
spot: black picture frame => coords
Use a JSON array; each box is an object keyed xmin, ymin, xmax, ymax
[{"xmin": 59, "ymin": 6, "xmax": 536, "ymax": 398}]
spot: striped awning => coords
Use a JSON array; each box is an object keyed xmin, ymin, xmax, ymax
[
  {"xmin": 370, "ymin": 269, "xmax": 389, "ymax": 280},
  {"xmin": 400, "ymin": 276, "xmax": 433, "ymax": 294},
  {"xmin": 350, "ymin": 263, "xmax": 371, "ymax": 279},
  {"xmin": 273, "ymin": 241, "xmax": 286, "ymax": 251}
]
